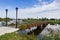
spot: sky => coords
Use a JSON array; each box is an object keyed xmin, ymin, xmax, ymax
[{"xmin": 0, "ymin": 0, "xmax": 60, "ymax": 19}]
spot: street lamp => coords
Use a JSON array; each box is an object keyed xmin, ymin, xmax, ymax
[
  {"xmin": 16, "ymin": 7, "xmax": 18, "ymax": 28},
  {"xmin": 5, "ymin": 9, "xmax": 8, "ymax": 26}
]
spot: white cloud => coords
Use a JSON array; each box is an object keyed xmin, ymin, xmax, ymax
[
  {"xmin": 19, "ymin": 1, "xmax": 58, "ymax": 14},
  {"xmin": 17, "ymin": 1, "xmax": 60, "ymax": 19},
  {"xmin": 0, "ymin": 0, "xmax": 60, "ymax": 19},
  {"xmin": 36, "ymin": 9, "xmax": 60, "ymax": 19},
  {"xmin": 38, "ymin": 0, "xmax": 53, "ymax": 5},
  {"xmin": 55, "ymin": 0, "xmax": 60, "ymax": 3}
]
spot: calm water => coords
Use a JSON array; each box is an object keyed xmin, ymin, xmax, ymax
[
  {"xmin": 0, "ymin": 20, "xmax": 21, "ymax": 27},
  {"xmin": 40, "ymin": 24, "xmax": 60, "ymax": 35},
  {"xmin": 38, "ymin": 24, "xmax": 60, "ymax": 40}
]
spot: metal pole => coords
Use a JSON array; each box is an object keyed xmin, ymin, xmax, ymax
[
  {"xmin": 6, "ymin": 9, "xmax": 8, "ymax": 26},
  {"xmin": 16, "ymin": 7, "xmax": 18, "ymax": 28}
]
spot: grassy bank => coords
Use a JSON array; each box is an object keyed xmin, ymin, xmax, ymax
[
  {"xmin": 0, "ymin": 31, "xmax": 60, "ymax": 40},
  {"xmin": 0, "ymin": 32, "xmax": 38, "ymax": 40},
  {"xmin": 49, "ymin": 20, "xmax": 60, "ymax": 25}
]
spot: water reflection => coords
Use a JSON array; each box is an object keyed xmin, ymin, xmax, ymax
[
  {"xmin": 38, "ymin": 24, "xmax": 60, "ymax": 39},
  {"xmin": 0, "ymin": 22, "xmax": 2, "ymax": 26},
  {"xmin": 19, "ymin": 26, "xmax": 38, "ymax": 35},
  {"xmin": 40, "ymin": 24, "xmax": 60, "ymax": 35}
]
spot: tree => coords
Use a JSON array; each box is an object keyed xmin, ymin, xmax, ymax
[
  {"xmin": 0, "ymin": 18, "xmax": 2, "ymax": 21},
  {"xmin": 50, "ymin": 18, "xmax": 55, "ymax": 20}
]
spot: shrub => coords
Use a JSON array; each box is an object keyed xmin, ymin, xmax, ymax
[{"xmin": 19, "ymin": 24, "xmax": 27, "ymax": 30}]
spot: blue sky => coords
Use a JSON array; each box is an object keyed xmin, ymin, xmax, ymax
[
  {"xmin": 0, "ymin": 0, "xmax": 53, "ymax": 8},
  {"xmin": 0, "ymin": 0, "xmax": 38, "ymax": 8},
  {"xmin": 0, "ymin": 0, "xmax": 60, "ymax": 19}
]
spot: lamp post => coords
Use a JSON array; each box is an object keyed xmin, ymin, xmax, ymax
[
  {"xmin": 16, "ymin": 7, "xmax": 18, "ymax": 28},
  {"xmin": 5, "ymin": 9, "xmax": 8, "ymax": 26}
]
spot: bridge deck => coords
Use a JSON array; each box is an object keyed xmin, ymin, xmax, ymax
[{"xmin": 27, "ymin": 21, "xmax": 49, "ymax": 35}]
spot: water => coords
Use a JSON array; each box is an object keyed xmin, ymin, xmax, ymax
[
  {"xmin": 40, "ymin": 24, "xmax": 60, "ymax": 35},
  {"xmin": 19, "ymin": 26, "xmax": 37, "ymax": 35},
  {"xmin": 0, "ymin": 20, "xmax": 22, "ymax": 27},
  {"xmin": 38, "ymin": 24, "xmax": 60, "ymax": 40},
  {"xmin": 0, "ymin": 22, "xmax": 2, "ymax": 26}
]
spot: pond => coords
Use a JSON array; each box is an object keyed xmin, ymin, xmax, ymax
[
  {"xmin": 38, "ymin": 24, "xmax": 60, "ymax": 40},
  {"xmin": 40, "ymin": 24, "xmax": 60, "ymax": 35}
]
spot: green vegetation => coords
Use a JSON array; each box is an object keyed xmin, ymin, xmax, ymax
[
  {"xmin": 18, "ymin": 18, "xmax": 60, "ymax": 30},
  {"xmin": 49, "ymin": 20, "xmax": 60, "ymax": 25},
  {"xmin": 1, "ymin": 18, "xmax": 60, "ymax": 40},
  {"xmin": 19, "ymin": 23, "xmax": 27, "ymax": 30},
  {"xmin": 0, "ymin": 32, "xmax": 38, "ymax": 40},
  {"xmin": 22, "ymin": 18, "xmax": 60, "ymax": 25},
  {"xmin": 0, "ymin": 31, "xmax": 60, "ymax": 40},
  {"xmin": 0, "ymin": 18, "xmax": 60, "ymax": 26},
  {"xmin": 8, "ymin": 23, "xmax": 15, "ymax": 26},
  {"xmin": 0, "ymin": 18, "xmax": 12, "ymax": 22}
]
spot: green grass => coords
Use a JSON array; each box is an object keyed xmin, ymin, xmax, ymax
[
  {"xmin": 0, "ymin": 31, "xmax": 60, "ymax": 40},
  {"xmin": 49, "ymin": 20, "xmax": 60, "ymax": 25},
  {"xmin": 0, "ymin": 32, "xmax": 38, "ymax": 40},
  {"xmin": 0, "ymin": 32, "xmax": 22, "ymax": 40}
]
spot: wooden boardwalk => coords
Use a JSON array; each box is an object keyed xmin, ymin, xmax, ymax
[{"xmin": 27, "ymin": 21, "xmax": 49, "ymax": 35}]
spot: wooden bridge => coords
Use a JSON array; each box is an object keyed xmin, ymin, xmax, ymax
[{"xmin": 27, "ymin": 21, "xmax": 49, "ymax": 35}]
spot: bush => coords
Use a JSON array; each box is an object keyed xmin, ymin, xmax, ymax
[
  {"xmin": 8, "ymin": 23, "xmax": 15, "ymax": 26},
  {"xmin": 19, "ymin": 24, "xmax": 27, "ymax": 30}
]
